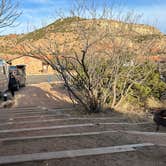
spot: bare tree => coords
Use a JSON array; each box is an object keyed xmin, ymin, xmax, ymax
[
  {"xmin": 0, "ymin": 0, "xmax": 21, "ymax": 29},
  {"xmin": 22, "ymin": 0, "xmax": 158, "ymax": 113}
]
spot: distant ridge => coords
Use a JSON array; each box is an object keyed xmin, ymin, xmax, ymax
[{"xmin": 0, "ymin": 17, "xmax": 165, "ymax": 61}]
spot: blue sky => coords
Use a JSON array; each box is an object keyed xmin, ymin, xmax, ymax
[{"xmin": 2, "ymin": 0, "xmax": 166, "ymax": 35}]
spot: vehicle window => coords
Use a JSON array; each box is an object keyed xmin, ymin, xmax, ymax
[
  {"xmin": 3, "ymin": 66, "xmax": 6, "ymax": 75},
  {"xmin": 0, "ymin": 67, "xmax": 3, "ymax": 74},
  {"xmin": 9, "ymin": 66, "xmax": 17, "ymax": 70}
]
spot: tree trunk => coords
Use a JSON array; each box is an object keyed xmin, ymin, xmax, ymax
[{"xmin": 111, "ymin": 79, "xmax": 117, "ymax": 108}]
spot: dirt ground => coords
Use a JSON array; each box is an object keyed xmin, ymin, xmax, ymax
[
  {"xmin": 17, "ymin": 146, "xmax": 166, "ymax": 166},
  {"xmin": 13, "ymin": 82, "xmax": 73, "ymax": 109},
  {"xmin": 0, "ymin": 82, "xmax": 166, "ymax": 166}
]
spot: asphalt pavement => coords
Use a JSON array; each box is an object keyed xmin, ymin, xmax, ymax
[{"xmin": 26, "ymin": 74, "xmax": 60, "ymax": 84}]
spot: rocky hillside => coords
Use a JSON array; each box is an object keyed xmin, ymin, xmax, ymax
[{"xmin": 0, "ymin": 17, "xmax": 166, "ymax": 60}]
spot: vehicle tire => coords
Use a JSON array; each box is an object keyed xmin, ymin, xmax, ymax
[{"xmin": 22, "ymin": 83, "xmax": 26, "ymax": 87}]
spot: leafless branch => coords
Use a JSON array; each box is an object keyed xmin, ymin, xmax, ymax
[{"xmin": 0, "ymin": 0, "xmax": 21, "ymax": 29}]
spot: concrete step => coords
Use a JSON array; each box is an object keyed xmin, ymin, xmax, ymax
[
  {"xmin": 0, "ymin": 110, "xmax": 72, "ymax": 120},
  {"xmin": 0, "ymin": 112, "xmax": 54, "ymax": 119},
  {"xmin": 0, "ymin": 143, "xmax": 154, "ymax": 165},
  {"xmin": 0, "ymin": 110, "xmax": 48, "ymax": 116},
  {"xmin": 0, "ymin": 107, "xmax": 73, "ymax": 113},
  {"xmin": 0, "ymin": 124, "xmax": 107, "ymax": 138},
  {"xmin": 1, "ymin": 129, "xmax": 166, "ymax": 146},
  {"xmin": 0, "ymin": 117, "xmax": 126, "ymax": 126},
  {"xmin": 0, "ymin": 122, "xmax": 152, "ymax": 133},
  {"xmin": 0, "ymin": 123, "xmax": 94, "ymax": 134},
  {"xmin": 0, "ymin": 114, "xmax": 71, "ymax": 122},
  {"xmin": 0, "ymin": 106, "xmax": 40, "ymax": 112},
  {"xmin": 0, "ymin": 122, "xmax": 155, "ymax": 139},
  {"xmin": 125, "ymin": 130, "xmax": 166, "ymax": 136},
  {"xmin": 0, "ymin": 130, "xmax": 117, "ymax": 142},
  {"xmin": 0, "ymin": 117, "xmax": 128, "ymax": 130},
  {"xmin": 1, "ymin": 130, "xmax": 143, "ymax": 156}
]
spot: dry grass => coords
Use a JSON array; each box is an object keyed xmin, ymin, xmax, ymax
[
  {"xmin": 115, "ymin": 102, "xmax": 152, "ymax": 122},
  {"xmin": 146, "ymin": 97, "xmax": 164, "ymax": 109}
]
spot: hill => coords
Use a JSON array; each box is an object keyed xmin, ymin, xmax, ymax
[{"xmin": 0, "ymin": 17, "xmax": 166, "ymax": 61}]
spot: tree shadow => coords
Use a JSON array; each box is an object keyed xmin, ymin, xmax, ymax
[{"xmin": 14, "ymin": 83, "xmax": 73, "ymax": 109}]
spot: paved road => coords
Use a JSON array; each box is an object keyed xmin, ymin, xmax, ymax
[{"xmin": 26, "ymin": 74, "xmax": 60, "ymax": 84}]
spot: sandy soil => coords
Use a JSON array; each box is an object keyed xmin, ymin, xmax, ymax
[
  {"xmin": 13, "ymin": 82, "xmax": 73, "ymax": 109},
  {"xmin": 0, "ymin": 82, "xmax": 166, "ymax": 166}
]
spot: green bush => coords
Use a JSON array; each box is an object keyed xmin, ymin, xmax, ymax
[{"xmin": 131, "ymin": 67, "xmax": 166, "ymax": 102}]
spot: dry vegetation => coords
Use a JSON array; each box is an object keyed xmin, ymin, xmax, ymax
[{"xmin": 0, "ymin": 0, "xmax": 165, "ymax": 114}]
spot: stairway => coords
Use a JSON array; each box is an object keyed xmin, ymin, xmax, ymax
[{"xmin": 0, "ymin": 106, "xmax": 165, "ymax": 166}]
